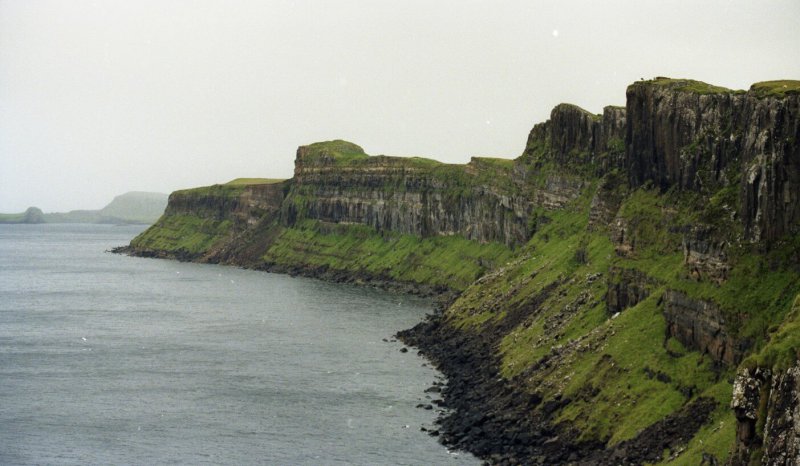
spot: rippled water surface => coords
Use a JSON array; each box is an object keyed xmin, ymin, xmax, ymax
[{"xmin": 0, "ymin": 224, "xmax": 475, "ymax": 465}]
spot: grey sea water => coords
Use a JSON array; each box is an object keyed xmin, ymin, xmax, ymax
[{"xmin": 0, "ymin": 224, "xmax": 475, "ymax": 465}]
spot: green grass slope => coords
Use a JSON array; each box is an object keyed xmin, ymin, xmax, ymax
[
  {"xmin": 262, "ymin": 219, "xmax": 513, "ymax": 292},
  {"xmin": 443, "ymin": 178, "xmax": 799, "ymax": 463}
]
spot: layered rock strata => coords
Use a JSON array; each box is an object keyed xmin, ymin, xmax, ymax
[{"xmin": 662, "ymin": 290, "xmax": 748, "ymax": 366}]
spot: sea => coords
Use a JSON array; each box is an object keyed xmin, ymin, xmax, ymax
[{"xmin": 0, "ymin": 223, "xmax": 476, "ymax": 465}]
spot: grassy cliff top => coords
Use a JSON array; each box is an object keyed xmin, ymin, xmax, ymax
[
  {"xmin": 299, "ymin": 140, "xmax": 450, "ymax": 170},
  {"xmin": 749, "ymin": 80, "xmax": 800, "ymax": 98},
  {"xmin": 301, "ymin": 140, "xmax": 370, "ymax": 164},
  {"xmin": 173, "ymin": 183, "xmax": 248, "ymax": 198},
  {"xmin": 225, "ymin": 178, "xmax": 285, "ymax": 185},
  {"xmin": 552, "ymin": 102, "xmax": 602, "ymax": 121},
  {"xmin": 630, "ymin": 77, "xmax": 800, "ymax": 99},
  {"xmin": 173, "ymin": 178, "xmax": 285, "ymax": 198},
  {"xmin": 635, "ymin": 77, "xmax": 740, "ymax": 95}
]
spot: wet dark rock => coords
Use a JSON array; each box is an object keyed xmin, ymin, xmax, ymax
[{"xmin": 397, "ymin": 298, "xmax": 714, "ymax": 465}]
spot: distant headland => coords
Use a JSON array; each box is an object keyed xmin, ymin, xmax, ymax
[{"xmin": 0, "ymin": 191, "xmax": 168, "ymax": 225}]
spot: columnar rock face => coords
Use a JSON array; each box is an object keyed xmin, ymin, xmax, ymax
[
  {"xmin": 549, "ymin": 103, "xmax": 597, "ymax": 165},
  {"xmin": 662, "ymin": 290, "xmax": 747, "ymax": 366},
  {"xmin": 597, "ymin": 106, "xmax": 627, "ymax": 151},
  {"xmin": 731, "ymin": 364, "xmax": 800, "ymax": 466},
  {"xmin": 625, "ymin": 79, "xmax": 800, "ymax": 242},
  {"xmin": 739, "ymin": 90, "xmax": 800, "ymax": 242},
  {"xmin": 166, "ymin": 182, "xmax": 286, "ymax": 227},
  {"xmin": 524, "ymin": 103, "xmax": 627, "ymax": 167},
  {"xmin": 285, "ymin": 141, "xmax": 536, "ymax": 247}
]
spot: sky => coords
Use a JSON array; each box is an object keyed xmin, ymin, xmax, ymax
[{"xmin": 1, "ymin": 1, "xmax": 799, "ymax": 212}]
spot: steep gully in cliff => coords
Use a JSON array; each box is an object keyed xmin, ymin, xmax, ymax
[{"xmin": 121, "ymin": 78, "xmax": 800, "ymax": 465}]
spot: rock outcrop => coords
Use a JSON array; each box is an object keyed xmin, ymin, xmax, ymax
[
  {"xmin": 624, "ymin": 78, "xmax": 800, "ymax": 243},
  {"xmin": 683, "ymin": 225, "xmax": 731, "ymax": 283},
  {"xmin": 0, "ymin": 206, "xmax": 45, "ymax": 224},
  {"xmin": 662, "ymin": 290, "xmax": 748, "ymax": 366},
  {"xmin": 605, "ymin": 267, "xmax": 656, "ymax": 315},
  {"xmin": 165, "ymin": 182, "xmax": 286, "ymax": 227},
  {"xmin": 284, "ymin": 141, "xmax": 536, "ymax": 247},
  {"xmin": 523, "ymin": 103, "xmax": 627, "ymax": 168},
  {"xmin": 731, "ymin": 364, "xmax": 800, "ymax": 465}
]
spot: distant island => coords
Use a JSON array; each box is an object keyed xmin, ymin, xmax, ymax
[{"xmin": 0, "ymin": 191, "xmax": 168, "ymax": 225}]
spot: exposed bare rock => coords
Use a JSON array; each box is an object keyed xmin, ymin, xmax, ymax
[
  {"xmin": 730, "ymin": 362, "xmax": 800, "ymax": 465},
  {"xmin": 624, "ymin": 79, "xmax": 800, "ymax": 243},
  {"xmin": 535, "ymin": 174, "xmax": 583, "ymax": 210},
  {"xmin": 605, "ymin": 267, "xmax": 657, "ymax": 314},
  {"xmin": 549, "ymin": 103, "xmax": 598, "ymax": 165},
  {"xmin": 165, "ymin": 182, "xmax": 286, "ymax": 228},
  {"xmin": 588, "ymin": 173, "xmax": 625, "ymax": 230},
  {"xmin": 662, "ymin": 290, "xmax": 748, "ymax": 366},
  {"xmin": 287, "ymin": 143, "xmax": 543, "ymax": 247},
  {"xmin": 596, "ymin": 106, "xmax": 628, "ymax": 171},
  {"xmin": 683, "ymin": 225, "xmax": 731, "ymax": 283},
  {"xmin": 523, "ymin": 103, "xmax": 627, "ymax": 170},
  {"xmin": 760, "ymin": 363, "xmax": 800, "ymax": 465},
  {"xmin": 610, "ymin": 217, "xmax": 634, "ymax": 257}
]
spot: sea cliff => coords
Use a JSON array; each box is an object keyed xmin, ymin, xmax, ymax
[{"xmin": 122, "ymin": 78, "xmax": 800, "ymax": 465}]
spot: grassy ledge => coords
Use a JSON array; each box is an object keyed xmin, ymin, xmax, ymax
[{"xmin": 749, "ymin": 80, "xmax": 800, "ymax": 99}]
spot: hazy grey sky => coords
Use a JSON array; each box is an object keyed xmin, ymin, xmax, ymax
[{"xmin": 1, "ymin": 0, "xmax": 798, "ymax": 212}]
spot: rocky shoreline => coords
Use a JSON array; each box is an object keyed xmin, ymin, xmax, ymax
[
  {"xmin": 112, "ymin": 244, "xmax": 458, "ymax": 301},
  {"xmin": 398, "ymin": 303, "xmax": 718, "ymax": 465}
]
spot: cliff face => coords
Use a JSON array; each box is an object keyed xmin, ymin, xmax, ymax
[
  {"xmin": 625, "ymin": 79, "xmax": 800, "ymax": 242},
  {"xmin": 125, "ymin": 78, "xmax": 800, "ymax": 465},
  {"xmin": 662, "ymin": 290, "xmax": 748, "ymax": 366},
  {"xmin": 128, "ymin": 181, "xmax": 286, "ymax": 261},
  {"xmin": 284, "ymin": 141, "xmax": 536, "ymax": 247},
  {"xmin": 165, "ymin": 182, "xmax": 285, "ymax": 226},
  {"xmin": 524, "ymin": 103, "xmax": 626, "ymax": 168},
  {"xmin": 731, "ymin": 363, "xmax": 800, "ymax": 466}
]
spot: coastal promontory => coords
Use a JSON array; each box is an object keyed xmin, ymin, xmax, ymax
[{"xmin": 122, "ymin": 78, "xmax": 800, "ymax": 465}]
